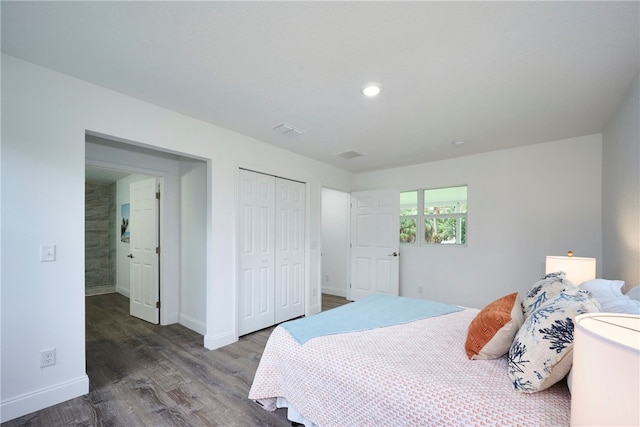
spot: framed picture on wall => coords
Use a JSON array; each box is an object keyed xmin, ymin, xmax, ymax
[{"xmin": 121, "ymin": 203, "xmax": 130, "ymax": 243}]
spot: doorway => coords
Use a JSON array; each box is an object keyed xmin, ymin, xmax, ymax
[
  {"xmin": 321, "ymin": 188, "xmax": 350, "ymax": 298},
  {"xmin": 85, "ymin": 168, "xmax": 157, "ymax": 298},
  {"xmin": 85, "ymin": 132, "xmax": 208, "ymax": 334}
]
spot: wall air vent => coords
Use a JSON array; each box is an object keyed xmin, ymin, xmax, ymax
[
  {"xmin": 272, "ymin": 122, "xmax": 305, "ymax": 137},
  {"xmin": 336, "ymin": 150, "xmax": 364, "ymax": 160}
]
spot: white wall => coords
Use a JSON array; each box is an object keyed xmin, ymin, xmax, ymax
[
  {"xmin": 180, "ymin": 159, "xmax": 207, "ymax": 334},
  {"xmin": 355, "ymin": 134, "xmax": 603, "ymax": 309},
  {"xmin": 602, "ymin": 74, "xmax": 640, "ymax": 290},
  {"xmin": 0, "ymin": 54, "xmax": 353, "ymax": 422},
  {"xmin": 3, "ymin": 51, "xmax": 633, "ymax": 423},
  {"xmin": 321, "ymin": 188, "xmax": 350, "ymax": 297}
]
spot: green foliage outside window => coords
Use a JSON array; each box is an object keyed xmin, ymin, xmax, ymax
[
  {"xmin": 400, "ymin": 186, "xmax": 467, "ymax": 245},
  {"xmin": 425, "ymin": 217, "xmax": 466, "ymax": 244},
  {"xmin": 400, "ymin": 217, "xmax": 416, "ymax": 243}
]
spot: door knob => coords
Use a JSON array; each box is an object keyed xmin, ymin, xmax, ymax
[
  {"xmin": 127, "ymin": 254, "xmax": 134, "ymax": 258},
  {"xmin": 389, "ymin": 251, "xmax": 399, "ymax": 257}
]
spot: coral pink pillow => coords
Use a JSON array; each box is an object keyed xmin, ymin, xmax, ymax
[{"xmin": 465, "ymin": 292, "xmax": 524, "ymax": 360}]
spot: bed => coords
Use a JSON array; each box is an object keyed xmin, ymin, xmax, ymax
[{"xmin": 248, "ymin": 292, "xmax": 573, "ymax": 426}]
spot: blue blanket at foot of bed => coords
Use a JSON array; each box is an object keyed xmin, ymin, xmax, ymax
[{"xmin": 281, "ymin": 294, "xmax": 462, "ymax": 344}]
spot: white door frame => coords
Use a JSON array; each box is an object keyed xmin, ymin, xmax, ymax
[{"xmin": 85, "ymin": 133, "xmax": 208, "ymax": 331}]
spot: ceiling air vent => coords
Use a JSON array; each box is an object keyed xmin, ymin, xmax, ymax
[
  {"xmin": 272, "ymin": 122, "xmax": 305, "ymax": 137},
  {"xmin": 336, "ymin": 150, "xmax": 364, "ymax": 160}
]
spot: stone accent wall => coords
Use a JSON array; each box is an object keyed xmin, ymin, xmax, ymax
[{"xmin": 85, "ymin": 182, "xmax": 116, "ymax": 295}]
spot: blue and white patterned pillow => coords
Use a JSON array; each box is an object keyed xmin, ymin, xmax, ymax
[
  {"xmin": 520, "ymin": 272, "xmax": 576, "ymax": 318},
  {"xmin": 508, "ymin": 288, "xmax": 600, "ymax": 393}
]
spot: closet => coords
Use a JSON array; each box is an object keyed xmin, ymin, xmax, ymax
[{"xmin": 238, "ymin": 169, "xmax": 305, "ymax": 335}]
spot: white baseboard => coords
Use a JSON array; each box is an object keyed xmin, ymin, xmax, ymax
[
  {"xmin": 179, "ymin": 313, "xmax": 206, "ymax": 335},
  {"xmin": 116, "ymin": 286, "xmax": 130, "ymax": 298},
  {"xmin": 322, "ymin": 286, "xmax": 347, "ymax": 297},
  {"xmin": 162, "ymin": 311, "xmax": 179, "ymax": 325},
  {"xmin": 1, "ymin": 375, "xmax": 89, "ymax": 423},
  {"xmin": 204, "ymin": 331, "xmax": 237, "ymax": 350},
  {"xmin": 85, "ymin": 285, "xmax": 116, "ymax": 296}
]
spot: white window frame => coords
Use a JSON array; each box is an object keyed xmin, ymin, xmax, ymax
[{"xmin": 400, "ymin": 186, "xmax": 467, "ymax": 246}]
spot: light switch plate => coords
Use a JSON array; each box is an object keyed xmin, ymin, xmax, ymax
[{"xmin": 40, "ymin": 244, "xmax": 56, "ymax": 262}]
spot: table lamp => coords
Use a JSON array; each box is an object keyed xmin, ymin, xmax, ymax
[
  {"xmin": 571, "ymin": 313, "xmax": 640, "ymax": 426},
  {"xmin": 545, "ymin": 251, "xmax": 596, "ymax": 285}
]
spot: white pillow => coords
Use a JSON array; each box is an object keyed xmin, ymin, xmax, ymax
[
  {"xmin": 581, "ymin": 278, "xmax": 625, "ymax": 299},
  {"xmin": 581, "ymin": 279, "xmax": 640, "ymax": 314},
  {"xmin": 625, "ymin": 285, "xmax": 640, "ymax": 301},
  {"xmin": 508, "ymin": 288, "xmax": 601, "ymax": 393},
  {"xmin": 598, "ymin": 295, "xmax": 640, "ymax": 314}
]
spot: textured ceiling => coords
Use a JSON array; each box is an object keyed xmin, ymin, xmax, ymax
[{"xmin": 3, "ymin": 1, "xmax": 639, "ymax": 172}]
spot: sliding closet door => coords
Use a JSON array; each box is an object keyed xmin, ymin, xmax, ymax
[
  {"xmin": 274, "ymin": 178, "xmax": 305, "ymax": 324},
  {"xmin": 238, "ymin": 169, "xmax": 306, "ymax": 336},
  {"xmin": 238, "ymin": 169, "xmax": 275, "ymax": 336}
]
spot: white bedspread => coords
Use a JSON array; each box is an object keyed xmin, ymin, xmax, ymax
[{"xmin": 249, "ymin": 308, "xmax": 571, "ymax": 426}]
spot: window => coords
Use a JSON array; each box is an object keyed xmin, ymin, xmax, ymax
[{"xmin": 400, "ymin": 185, "xmax": 467, "ymax": 245}]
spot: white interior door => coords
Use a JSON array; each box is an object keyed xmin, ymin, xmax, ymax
[
  {"xmin": 129, "ymin": 177, "xmax": 160, "ymax": 324},
  {"xmin": 350, "ymin": 189, "xmax": 400, "ymax": 301},
  {"xmin": 238, "ymin": 170, "xmax": 275, "ymax": 335},
  {"xmin": 274, "ymin": 178, "xmax": 305, "ymax": 323}
]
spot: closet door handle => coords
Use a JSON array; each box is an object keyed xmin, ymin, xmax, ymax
[{"xmin": 127, "ymin": 254, "xmax": 134, "ymax": 258}]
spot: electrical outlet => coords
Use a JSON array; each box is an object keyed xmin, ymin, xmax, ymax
[
  {"xmin": 417, "ymin": 286, "xmax": 424, "ymax": 294},
  {"xmin": 40, "ymin": 348, "xmax": 56, "ymax": 368}
]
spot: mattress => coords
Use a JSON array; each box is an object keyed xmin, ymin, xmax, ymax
[{"xmin": 249, "ymin": 307, "xmax": 571, "ymax": 426}]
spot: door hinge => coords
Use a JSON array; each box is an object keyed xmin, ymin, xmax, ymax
[
  {"xmin": 156, "ymin": 301, "xmax": 161, "ymax": 309},
  {"xmin": 156, "ymin": 246, "xmax": 161, "ymax": 255},
  {"xmin": 349, "ymin": 283, "xmax": 352, "ymax": 288},
  {"xmin": 156, "ymin": 191, "xmax": 160, "ymax": 200}
]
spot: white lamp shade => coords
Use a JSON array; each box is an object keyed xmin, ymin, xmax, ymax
[
  {"xmin": 545, "ymin": 255, "xmax": 596, "ymax": 285},
  {"xmin": 571, "ymin": 313, "xmax": 640, "ymax": 426}
]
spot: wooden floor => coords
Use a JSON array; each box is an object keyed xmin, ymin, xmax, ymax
[{"xmin": 2, "ymin": 293, "xmax": 349, "ymax": 427}]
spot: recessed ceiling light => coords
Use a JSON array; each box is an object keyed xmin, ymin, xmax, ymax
[
  {"xmin": 451, "ymin": 139, "xmax": 465, "ymax": 146},
  {"xmin": 362, "ymin": 84, "xmax": 381, "ymax": 97}
]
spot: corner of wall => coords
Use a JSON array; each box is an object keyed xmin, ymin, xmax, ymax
[
  {"xmin": 204, "ymin": 332, "xmax": 237, "ymax": 351},
  {"xmin": 602, "ymin": 73, "xmax": 640, "ymax": 286}
]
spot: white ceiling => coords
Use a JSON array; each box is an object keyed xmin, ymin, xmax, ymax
[
  {"xmin": 85, "ymin": 166, "xmax": 131, "ymax": 185},
  {"xmin": 2, "ymin": 1, "xmax": 639, "ymax": 173}
]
